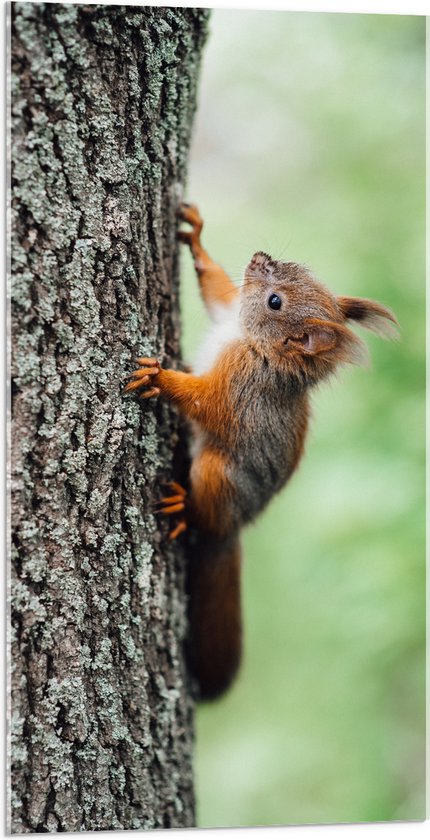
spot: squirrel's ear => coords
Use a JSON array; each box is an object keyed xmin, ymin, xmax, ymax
[
  {"xmin": 289, "ymin": 318, "xmax": 369, "ymax": 366},
  {"xmin": 337, "ymin": 296, "xmax": 398, "ymax": 338},
  {"xmin": 293, "ymin": 323, "xmax": 336, "ymax": 355}
]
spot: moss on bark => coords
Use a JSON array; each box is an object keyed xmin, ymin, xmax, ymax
[{"xmin": 10, "ymin": 3, "xmax": 209, "ymax": 832}]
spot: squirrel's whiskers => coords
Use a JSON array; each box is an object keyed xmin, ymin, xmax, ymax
[{"xmin": 126, "ymin": 202, "xmax": 397, "ymax": 701}]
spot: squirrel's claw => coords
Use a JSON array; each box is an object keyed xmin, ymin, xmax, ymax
[
  {"xmin": 168, "ymin": 481, "xmax": 187, "ymax": 496},
  {"xmin": 159, "ymin": 502, "xmax": 185, "ymax": 514},
  {"xmin": 156, "ymin": 484, "xmax": 187, "ymax": 514},
  {"xmin": 178, "ymin": 203, "xmax": 203, "ymax": 238},
  {"xmin": 168, "ymin": 519, "xmax": 187, "ymax": 541},
  {"xmin": 178, "ymin": 202, "xmax": 200, "ymax": 222},
  {"xmin": 154, "ymin": 493, "xmax": 185, "ymax": 507},
  {"xmin": 155, "ymin": 482, "xmax": 187, "ymax": 540},
  {"xmin": 124, "ymin": 358, "xmax": 160, "ymax": 397},
  {"xmin": 135, "ymin": 357, "xmax": 158, "ymax": 366},
  {"xmin": 125, "ymin": 365, "xmax": 159, "ymax": 382},
  {"xmin": 139, "ymin": 386, "xmax": 160, "ymax": 399}
]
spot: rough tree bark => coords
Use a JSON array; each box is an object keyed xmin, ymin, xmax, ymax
[{"xmin": 9, "ymin": 3, "xmax": 209, "ymax": 832}]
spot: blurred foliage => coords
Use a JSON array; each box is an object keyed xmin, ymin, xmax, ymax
[{"xmin": 179, "ymin": 9, "xmax": 425, "ymax": 828}]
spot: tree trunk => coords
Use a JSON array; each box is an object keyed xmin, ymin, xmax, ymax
[{"xmin": 9, "ymin": 3, "xmax": 209, "ymax": 832}]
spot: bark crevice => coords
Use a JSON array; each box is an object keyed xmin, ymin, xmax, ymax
[{"xmin": 10, "ymin": 3, "xmax": 209, "ymax": 832}]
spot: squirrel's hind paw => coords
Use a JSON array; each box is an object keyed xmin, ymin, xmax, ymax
[
  {"xmin": 168, "ymin": 519, "xmax": 187, "ymax": 541},
  {"xmin": 154, "ymin": 481, "xmax": 187, "ymax": 540}
]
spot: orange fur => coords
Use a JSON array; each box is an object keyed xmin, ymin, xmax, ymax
[
  {"xmin": 189, "ymin": 446, "xmax": 235, "ymax": 537},
  {"xmin": 150, "ymin": 351, "xmax": 244, "ymax": 445},
  {"xmin": 126, "ymin": 204, "xmax": 397, "ymax": 701},
  {"xmin": 179, "ymin": 204, "xmax": 238, "ymax": 308}
]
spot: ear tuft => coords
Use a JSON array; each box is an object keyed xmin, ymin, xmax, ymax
[{"xmin": 338, "ymin": 296, "xmax": 399, "ymax": 339}]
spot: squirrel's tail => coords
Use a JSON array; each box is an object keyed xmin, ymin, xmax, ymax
[{"xmin": 186, "ymin": 533, "xmax": 242, "ymax": 701}]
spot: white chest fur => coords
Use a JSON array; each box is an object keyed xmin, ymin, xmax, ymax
[{"xmin": 192, "ymin": 298, "xmax": 242, "ymax": 375}]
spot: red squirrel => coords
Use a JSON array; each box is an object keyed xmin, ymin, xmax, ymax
[{"xmin": 125, "ymin": 203, "xmax": 397, "ymax": 701}]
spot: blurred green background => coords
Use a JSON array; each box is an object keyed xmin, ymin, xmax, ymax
[{"xmin": 179, "ymin": 10, "xmax": 425, "ymax": 828}]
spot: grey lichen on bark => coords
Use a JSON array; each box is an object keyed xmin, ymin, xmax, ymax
[{"xmin": 10, "ymin": 3, "xmax": 209, "ymax": 832}]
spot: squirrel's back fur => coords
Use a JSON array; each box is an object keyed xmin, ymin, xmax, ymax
[{"xmin": 126, "ymin": 204, "xmax": 398, "ymax": 701}]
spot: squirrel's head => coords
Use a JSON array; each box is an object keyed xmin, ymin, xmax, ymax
[{"xmin": 240, "ymin": 251, "xmax": 398, "ymax": 381}]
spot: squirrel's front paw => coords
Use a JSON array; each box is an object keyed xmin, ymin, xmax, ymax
[
  {"xmin": 178, "ymin": 202, "xmax": 203, "ymax": 243},
  {"xmin": 124, "ymin": 357, "xmax": 160, "ymax": 399}
]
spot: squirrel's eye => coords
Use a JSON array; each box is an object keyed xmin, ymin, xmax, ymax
[{"xmin": 268, "ymin": 293, "xmax": 282, "ymax": 311}]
